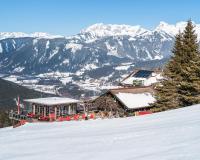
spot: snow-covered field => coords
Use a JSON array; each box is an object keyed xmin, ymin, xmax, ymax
[{"xmin": 1, "ymin": 105, "xmax": 200, "ymax": 160}]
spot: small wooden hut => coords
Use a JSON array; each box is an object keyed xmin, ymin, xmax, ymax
[{"xmin": 24, "ymin": 97, "xmax": 80, "ymax": 120}]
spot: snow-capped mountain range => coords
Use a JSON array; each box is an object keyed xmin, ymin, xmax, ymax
[
  {"xmin": 1, "ymin": 21, "xmax": 199, "ymax": 73},
  {"xmin": 72, "ymin": 21, "xmax": 200, "ymax": 41},
  {"xmin": 0, "ymin": 32, "xmax": 64, "ymax": 40},
  {"xmin": 0, "ymin": 21, "xmax": 200, "ymax": 96},
  {"xmin": 1, "ymin": 21, "xmax": 200, "ymax": 41}
]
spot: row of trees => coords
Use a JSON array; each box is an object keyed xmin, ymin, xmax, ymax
[{"xmin": 152, "ymin": 20, "xmax": 200, "ymax": 111}]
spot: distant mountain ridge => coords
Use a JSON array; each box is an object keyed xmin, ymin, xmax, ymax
[
  {"xmin": 0, "ymin": 32, "xmax": 64, "ymax": 40},
  {"xmin": 0, "ymin": 21, "xmax": 199, "ymax": 80},
  {"xmin": 1, "ymin": 21, "xmax": 200, "ymax": 40}
]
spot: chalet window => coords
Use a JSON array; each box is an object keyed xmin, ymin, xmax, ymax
[{"xmin": 132, "ymin": 80, "xmax": 144, "ymax": 86}]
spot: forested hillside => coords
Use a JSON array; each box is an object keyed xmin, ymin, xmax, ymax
[{"xmin": 0, "ymin": 78, "xmax": 53, "ymax": 127}]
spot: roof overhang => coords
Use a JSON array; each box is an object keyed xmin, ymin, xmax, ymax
[{"xmin": 24, "ymin": 97, "xmax": 80, "ymax": 106}]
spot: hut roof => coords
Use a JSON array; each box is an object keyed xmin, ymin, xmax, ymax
[
  {"xmin": 24, "ymin": 97, "xmax": 79, "ymax": 106},
  {"xmin": 109, "ymin": 86, "xmax": 154, "ymax": 94},
  {"xmin": 109, "ymin": 87, "xmax": 155, "ymax": 109},
  {"xmin": 115, "ymin": 92, "xmax": 155, "ymax": 109}
]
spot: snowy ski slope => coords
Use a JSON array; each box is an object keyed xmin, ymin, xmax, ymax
[{"xmin": 0, "ymin": 104, "xmax": 200, "ymax": 160}]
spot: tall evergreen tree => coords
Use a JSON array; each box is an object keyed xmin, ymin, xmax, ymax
[
  {"xmin": 178, "ymin": 20, "xmax": 200, "ymax": 106},
  {"xmin": 152, "ymin": 20, "xmax": 200, "ymax": 111}
]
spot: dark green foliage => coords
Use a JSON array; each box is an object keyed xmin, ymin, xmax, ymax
[
  {"xmin": 0, "ymin": 111, "xmax": 11, "ymax": 128},
  {"xmin": 0, "ymin": 78, "xmax": 53, "ymax": 110},
  {"xmin": 152, "ymin": 20, "xmax": 200, "ymax": 111}
]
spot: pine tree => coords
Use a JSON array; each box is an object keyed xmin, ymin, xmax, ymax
[
  {"xmin": 152, "ymin": 33, "xmax": 183, "ymax": 111},
  {"xmin": 152, "ymin": 20, "xmax": 200, "ymax": 111},
  {"xmin": 177, "ymin": 20, "xmax": 200, "ymax": 106}
]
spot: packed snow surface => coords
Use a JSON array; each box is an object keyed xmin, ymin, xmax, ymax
[
  {"xmin": 1, "ymin": 105, "xmax": 200, "ymax": 160},
  {"xmin": 116, "ymin": 92, "xmax": 155, "ymax": 109}
]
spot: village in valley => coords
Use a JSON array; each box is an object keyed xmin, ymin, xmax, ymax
[
  {"xmin": 5, "ymin": 19, "xmax": 200, "ymax": 128},
  {"xmin": 9, "ymin": 68, "xmax": 162, "ymax": 127}
]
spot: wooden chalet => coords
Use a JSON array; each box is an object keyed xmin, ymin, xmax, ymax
[
  {"xmin": 91, "ymin": 86, "xmax": 155, "ymax": 116},
  {"xmin": 120, "ymin": 69, "xmax": 162, "ymax": 87}
]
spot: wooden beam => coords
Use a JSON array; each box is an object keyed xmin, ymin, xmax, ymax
[
  {"xmin": 68, "ymin": 105, "xmax": 71, "ymax": 115},
  {"xmin": 55, "ymin": 107, "xmax": 57, "ymax": 120},
  {"xmin": 44, "ymin": 106, "xmax": 46, "ymax": 117},
  {"xmin": 33, "ymin": 104, "xmax": 36, "ymax": 115}
]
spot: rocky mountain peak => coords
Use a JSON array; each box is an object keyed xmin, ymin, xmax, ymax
[{"xmin": 80, "ymin": 23, "xmax": 148, "ymax": 38}]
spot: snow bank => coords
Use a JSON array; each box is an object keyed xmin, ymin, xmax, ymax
[{"xmin": 1, "ymin": 105, "xmax": 200, "ymax": 160}]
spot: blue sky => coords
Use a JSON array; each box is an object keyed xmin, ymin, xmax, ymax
[{"xmin": 1, "ymin": 0, "xmax": 200, "ymax": 36}]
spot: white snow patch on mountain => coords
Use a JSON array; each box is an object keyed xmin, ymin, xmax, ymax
[
  {"xmin": 84, "ymin": 64, "xmax": 98, "ymax": 70},
  {"xmin": 13, "ymin": 66, "xmax": 25, "ymax": 73},
  {"xmin": 75, "ymin": 70, "xmax": 84, "ymax": 76},
  {"xmin": 33, "ymin": 39, "xmax": 38, "ymax": 45},
  {"xmin": 105, "ymin": 42, "xmax": 120, "ymax": 57},
  {"xmin": 62, "ymin": 59, "xmax": 69, "ymax": 64},
  {"xmin": 0, "ymin": 32, "xmax": 63, "ymax": 40},
  {"xmin": 0, "ymin": 32, "xmax": 29, "ymax": 40},
  {"xmin": 155, "ymin": 21, "xmax": 178, "ymax": 36},
  {"xmin": 74, "ymin": 63, "xmax": 98, "ymax": 76},
  {"xmin": 46, "ymin": 40, "xmax": 50, "ymax": 49},
  {"xmin": 30, "ymin": 32, "xmax": 63, "ymax": 39},
  {"xmin": 49, "ymin": 47, "xmax": 59, "ymax": 59},
  {"xmin": 65, "ymin": 43, "xmax": 83, "ymax": 53},
  {"xmin": 115, "ymin": 65, "xmax": 130, "ymax": 70},
  {"xmin": 154, "ymin": 55, "xmax": 163, "ymax": 60},
  {"xmin": 154, "ymin": 21, "xmax": 200, "ymax": 40},
  {"xmin": 37, "ymin": 72, "xmax": 71, "ymax": 78},
  {"xmin": 1, "ymin": 104, "xmax": 200, "ymax": 160},
  {"xmin": 0, "ymin": 43, "xmax": 3, "ymax": 53},
  {"xmin": 60, "ymin": 77, "xmax": 72, "ymax": 85},
  {"xmin": 3, "ymin": 75, "xmax": 18, "ymax": 83},
  {"xmin": 81, "ymin": 23, "xmax": 148, "ymax": 38}
]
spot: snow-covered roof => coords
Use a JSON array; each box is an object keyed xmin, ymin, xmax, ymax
[
  {"xmin": 121, "ymin": 70, "xmax": 163, "ymax": 86},
  {"xmin": 24, "ymin": 97, "xmax": 79, "ymax": 106},
  {"xmin": 115, "ymin": 92, "xmax": 155, "ymax": 109}
]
